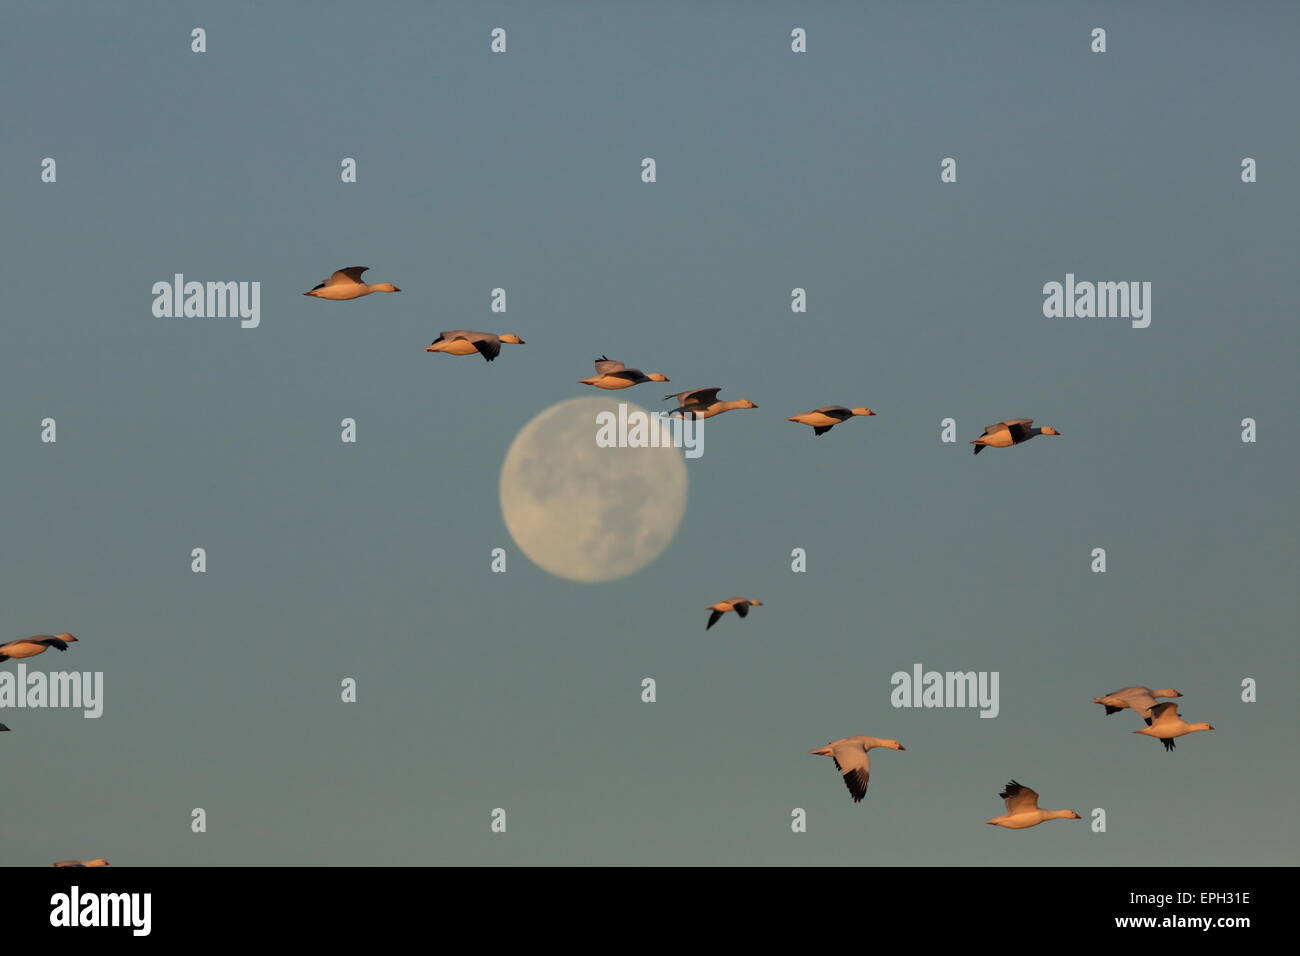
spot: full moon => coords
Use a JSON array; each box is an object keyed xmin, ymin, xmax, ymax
[{"xmin": 499, "ymin": 396, "xmax": 688, "ymax": 582}]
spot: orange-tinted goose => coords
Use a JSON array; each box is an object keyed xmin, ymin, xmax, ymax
[
  {"xmin": 302, "ymin": 266, "xmax": 401, "ymax": 300},
  {"xmin": 705, "ymin": 598, "xmax": 762, "ymax": 630},
  {"xmin": 579, "ymin": 356, "xmax": 670, "ymax": 390},
  {"xmin": 985, "ymin": 781, "xmax": 1081, "ymax": 829},
  {"xmin": 970, "ymin": 419, "xmax": 1060, "ymax": 454},
  {"xmin": 786, "ymin": 406, "xmax": 876, "ymax": 436},
  {"xmin": 666, "ymin": 387, "xmax": 757, "ymax": 420},
  {"xmin": 1133, "ymin": 702, "xmax": 1214, "ymax": 751},
  {"xmin": 52, "ymin": 858, "xmax": 110, "ymax": 867},
  {"xmin": 425, "ymin": 330, "xmax": 525, "ymax": 362},
  {"xmin": 0, "ymin": 633, "xmax": 78, "ymax": 662},
  {"xmin": 808, "ymin": 735, "xmax": 906, "ymax": 803}
]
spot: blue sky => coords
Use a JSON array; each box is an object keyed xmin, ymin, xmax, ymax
[{"xmin": 1, "ymin": 1, "xmax": 1296, "ymax": 865}]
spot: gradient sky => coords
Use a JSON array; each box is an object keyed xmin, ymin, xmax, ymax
[{"xmin": 2, "ymin": 0, "xmax": 1297, "ymax": 866}]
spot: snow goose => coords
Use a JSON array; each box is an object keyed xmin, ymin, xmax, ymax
[
  {"xmin": 808, "ymin": 736, "xmax": 906, "ymax": 803},
  {"xmin": 1133, "ymin": 702, "xmax": 1213, "ymax": 751},
  {"xmin": 665, "ymin": 387, "xmax": 757, "ymax": 420},
  {"xmin": 985, "ymin": 780, "xmax": 1081, "ymax": 829},
  {"xmin": 705, "ymin": 598, "xmax": 762, "ymax": 630},
  {"xmin": 579, "ymin": 356, "xmax": 670, "ymax": 390},
  {"xmin": 425, "ymin": 330, "xmax": 525, "ymax": 362},
  {"xmin": 786, "ymin": 405, "xmax": 876, "ymax": 436},
  {"xmin": 0, "ymin": 633, "xmax": 77, "ymax": 662},
  {"xmin": 52, "ymin": 858, "xmax": 110, "ymax": 867},
  {"xmin": 302, "ymin": 266, "xmax": 401, "ymax": 300},
  {"xmin": 1093, "ymin": 686, "xmax": 1182, "ymax": 724},
  {"xmin": 970, "ymin": 419, "xmax": 1060, "ymax": 455}
]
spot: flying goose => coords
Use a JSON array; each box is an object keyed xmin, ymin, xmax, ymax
[
  {"xmin": 52, "ymin": 858, "xmax": 110, "ymax": 867},
  {"xmin": 786, "ymin": 406, "xmax": 877, "ymax": 436},
  {"xmin": 425, "ymin": 330, "xmax": 525, "ymax": 362},
  {"xmin": 579, "ymin": 356, "xmax": 670, "ymax": 390},
  {"xmin": 1093, "ymin": 686, "xmax": 1182, "ymax": 724},
  {"xmin": 705, "ymin": 598, "xmax": 762, "ymax": 630},
  {"xmin": 0, "ymin": 633, "xmax": 78, "ymax": 662},
  {"xmin": 1133, "ymin": 702, "xmax": 1213, "ymax": 751},
  {"xmin": 985, "ymin": 780, "xmax": 1081, "ymax": 829},
  {"xmin": 970, "ymin": 419, "xmax": 1060, "ymax": 455},
  {"xmin": 665, "ymin": 387, "xmax": 758, "ymax": 420},
  {"xmin": 302, "ymin": 266, "xmax": 401, "ymax": 300},
  {"xmin": 808, "ymin": 736, "xmax": 906, "ymax": 803}
]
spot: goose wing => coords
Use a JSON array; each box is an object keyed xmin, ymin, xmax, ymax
[
  {"xmin": 594, "ymin": 356, "xmax": 625, "ymax": 374},
  {"xmin": 669, "ymin": 387, "xmax": 722, "ymax": 409},
  {"xmin": 472, "ymin": 337, "xmax": 502, "ymax": 361},
  {"xmin": 327, "ymin": 266, "xmax": 369, "ymax": 286},
  {"xmin": 829, "ymin": 740, "xmax": 872, "ymax": 802},
  {"xmin": 1000, "ymin": 780, "xmax": 1040, "ymax": 814},
  {"xmin": 1149, "ymin": 702, "xmax": 1181, "ymax": 725},
  {"xmin": 816, "ymin": 406, "xmax": 852, "ymax": 421}
]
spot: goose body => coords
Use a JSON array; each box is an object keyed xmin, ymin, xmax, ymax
[
  {"xmin": 425, "ymin": 330, "xmax": 525, "ymax": 362},
  {"xmin": 665, "ymin": 387, "xmax": 757, "ymax": 420},
  {"xmin": 52, "ymin": 858, "xmax": 109, "ymax": 867},
  {"xmin": 786, "ymin": 405, "xmax": 876, "ymax": 436},
  {"xmin": 705, "ymin": 597, "xmax": 762, "ymax": 630},
  {"xmin": 1132, "ymin": 702, "xmax": 1213, "ymax": 751},
  {"xmin": 302, "ymin": 266, "xmax": 401, "ymax": 300},
  {"xmin": 985, "ymin": 780, "xmax": 1081, "ymax": 829},
  {"xmin": 970, "ymin": 419, "xmax": 1060, "ymax": 454},
  {"xmin": 1093, "ymin": 686, "xmax": 1182, "ymax": 724},
  {"xmin": 0, "ymin": 633, "xmax": 77, "ymax": 662},
  {"xmin": 579, "ymin": 356, "xmax": 670, "ymax": 390},
  {"xmin": 808, "ymin": 735, "xmax": 906, "ymax": 803}
]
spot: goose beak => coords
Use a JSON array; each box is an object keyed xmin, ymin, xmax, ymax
[{"xmin": 896, "ymin": 744, "xmax": 906, "ymax": 750}]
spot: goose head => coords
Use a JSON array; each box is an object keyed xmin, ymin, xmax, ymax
[
  {"xmin": 1154, "ymin": 689, "xmax": 1182, "ymax": 698},
  {"xmin": 850, "ymin": 407, "xmax": 877, "ymax": 417},
  {"xmin": 500, "ymin": 334, "xmax": 525, "ymax": 345},
  {"xmin": 735, "ymin": 399, "xmax": 758, "ymax": 409},
  {"xmin": 59, "ymin": 633, "xmax": 78, "ymax": 643},
  {"xmin": 646, "ymin": 373, "xmax": 670, "ymax": 382},
  {"xmin": 370, "ymin": 282, "xmax": 401, "ymax": 293},
  {"xmin": 1040, "ymin": 426, "xmax": 1061, "ymax": 436},
  {"xmin": 881, "ymin": 739, "xmax": 905, "ymax": 751}
]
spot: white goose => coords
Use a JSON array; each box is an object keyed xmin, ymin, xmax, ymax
[
  {"xmin": 425, "ymin": 330, "xmax": 526, "ymax": 362},
  {"xmin": 579, "ymin": 356, "xmax": 670, "ymax": 390},
  {"xmin": 302, "ymin": 266, "xmax": 401, "ymax": 300},
  {"xmin": 666, "ymin": 387, "xmax": 757, "ymax": 420},
  {"xmin": 985, "ymin": 780, "xmax": 1081, "ymax": 829},
  {"xmin": 1133, "ymin": 702, "xmax": 1214, "ymax": 751},
  {"xmin": 1093, "ymin": 686, "xmax": 1182, "ymax": 724},
  {"xmin": 786, "ymin": 405, "xmax": 876, "ymax": 436},
  {"xmin": 0, "ymin": 633, "xmax": 78, "ymax": 662},
  {"xmin": 808, "ymin": 736, "xmax": 906, "ymax": 803},
  {"xmin": 970, "ymin": 419, "xmax": 1060, "ymax": 455},
  {"xmin": 705, "ymin": 598, "xmax": 762, "ymax": 631}
]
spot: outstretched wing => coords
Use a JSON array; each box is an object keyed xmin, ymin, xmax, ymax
[
  {"xmin": 1149, "ymin": 702, "xmax": 1181, "ymax": 725},
  {"xmin": 706, "ymin": 610, "xmax": 723, "ymax": 630},
  {"xmin": 594, "ymin": 356, "xmax": 625, "ymax": 374},
  {"xmin": 830, "ymin": 741, "xmax": 871, "ymax": 803},
  {"xmin": 327, "ymin": 266, "xmax": 369, "ymax": 285},
  {"xmin": 473, "ymin": 338, "xmax": 502, "ymax": 362},
  {"xmin": 1000, "ymin": 779, "xmax": 1040, "ymax": 814}
]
